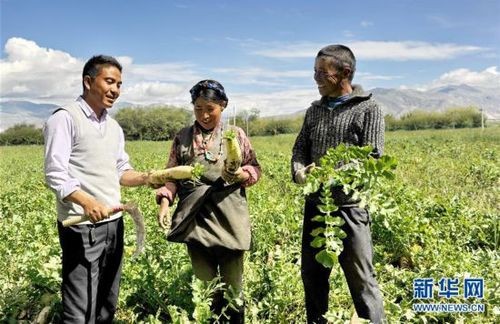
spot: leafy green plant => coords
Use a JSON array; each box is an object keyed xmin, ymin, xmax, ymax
[
  {"xmin": 191, "ymin": 162, "xmax": 205, "ymax": 180},
  {"xmin": 1, "ymin": 127, "xmax": 498, "ymax": 323},
  {"xmin": 303, "ymin": 144, "xmax": 398, "ymax": 267}
]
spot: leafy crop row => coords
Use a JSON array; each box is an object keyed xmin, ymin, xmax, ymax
[{"xmin": 0, "ymin": 127, "xmax": 498, "ymax": 323}]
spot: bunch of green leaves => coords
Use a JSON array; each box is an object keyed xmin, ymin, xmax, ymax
[
  {"xmin": 303, "ymin": 144, "xmax": 397, "ymax": 267},
  {"xmin": 191, "ymin": 162, "xmax": 205, "ymax": 180},
  {"xmin": 222, "ymin": 129, "xmax": 237, "ymax": 140}
]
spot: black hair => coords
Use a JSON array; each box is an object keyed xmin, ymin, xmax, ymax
[
  {"xmin": 317, "ymin": 45, "xmax": 356, "ymax": 82},
  {"xmin": 82, "ymin": 55, "xmax": 122, "ymax": 90},
  {"xmin": 189, "ymin": 80, "xmax": 228, "ymax": 107}
]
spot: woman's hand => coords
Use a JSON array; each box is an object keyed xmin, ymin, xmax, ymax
[
  {"xmin": 158, "ymin": 197, "xmax": 171, "ymax": 230},
  {"xmin": 222, "ymin": 167, "xmax": 250, "ymax": 184}
]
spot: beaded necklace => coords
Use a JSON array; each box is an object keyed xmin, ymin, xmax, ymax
[{"xmin": 199, "ymin": 123, "xmax": 224, "ymax": 162}]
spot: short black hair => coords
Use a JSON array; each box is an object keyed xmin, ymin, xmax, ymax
[
  {"xmin": 82, "ymin": 55, "xmax": 122, "ymax": 80},
  {"xmin": 189, "ymin": 80, "xmax": 228, "ymax": 107},
  {"xmin": 317, "ymin": 45, "xmax": 356, "ymax": 82}
]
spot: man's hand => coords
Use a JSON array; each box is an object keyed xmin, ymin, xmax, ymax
[
  {"xmin": 64, "ymin": 190, "xmax": 109, "ymax": 223},
  {"xmin": 145, "ymin": 171, "xmax": 166, "ymax": 189},
  {"xmin": 82, "ymin": 198, "xmax": 110, "ymax": 223},
  {"xmin": 158, "ymin": 197, "xmax": 171, "ymax": 230},
  {"xmin": 120, "ymin": 170, "xmax": 164, "ymax": 188},
  {"xmin": 294, "ymin": 162, "xmax": 316, "ymax": 185},
  {"xmin": 222, "ymin": 166, "xmax": 250, "ymax": 184}
]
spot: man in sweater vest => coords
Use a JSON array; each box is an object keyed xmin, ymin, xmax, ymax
[
  {"xmin": 291, "ymin": 45, "xmax": 386, "ymax": 323},
  {"xmin": 44, "ymin": 55, "xmax": 154, "ymax": 323}
]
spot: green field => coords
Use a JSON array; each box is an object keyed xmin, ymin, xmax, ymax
[{"xmin": 0, "ymin": 128, "xmax": 498, "ymax": 323}]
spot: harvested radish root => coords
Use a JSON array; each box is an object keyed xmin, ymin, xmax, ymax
[
  {"xmin": 223, "ymin": 129, "xmax": 242, "ymax": 173},
  {"xmin": 149, "ymin": 163, "xmax": 204, "ymax": 186},
  {"xmin": 61, "ymin": 201, "xmax": 146, "ymax": 257},
  {"xmin": 123, "ymin": 202, "xmax": 146, "ymax": 258}
]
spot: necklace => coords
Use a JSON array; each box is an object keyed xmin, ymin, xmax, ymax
[{"xmin": 199, "ymin": 124, "xmax": 224, "ymax": 162}]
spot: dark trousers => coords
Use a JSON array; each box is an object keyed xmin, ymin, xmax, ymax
[
  {"xmin": 187, "ymin": 244, "xmax": 245, "ymax": 323},
  {"xmin": 57, "ymin": 218, "xmax": 124, "ymax": 324},
  {"xmin": 301, "ymin": 200, "xmax": 385, "ymax": 324}
]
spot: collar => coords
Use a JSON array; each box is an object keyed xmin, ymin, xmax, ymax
[
  {"xmin": 315, "ymin": 85, "xmax": 372, "ymax": 109},
  {"xmin": 193, "ymin": 121, "xmax": 223, "ymax": 135},
  {"xmin": 77, "ymin": 96, "xmax": 108, "ymax": 121},
  {"xmin": 326, "ymin": 94, "xmax": 351, "ymax": 109}
]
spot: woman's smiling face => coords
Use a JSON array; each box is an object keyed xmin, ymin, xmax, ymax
[{"xmin": 193, "ymin": 97, "xmax": 223, "ymax": 130}]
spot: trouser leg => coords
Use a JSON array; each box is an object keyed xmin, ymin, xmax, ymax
[
  {"xmin": 95, "ymin": 219, "xmax": 124, "ymax": 323},
  {"xmin": 58, "ymin": 218, "xmax": 124, "ymax": 324},
  {"xmin": 338, "ymin": 207, "xmax": 385, "ymax": 324},
  {"xmin": 217, "ymin": 248, "xmax": 244, "ymax": 324},
  {"xmin": 58, "ymin": 222, "xmax": 102, "ymax": 324},
  {"xmin": 301, "ymin": 200, "xmax": 332, "ymax": 324},
  {"xmin": 187, "ymin": 244, "xmax": 245, "ymax": 323},
  {"xmin": 187, "ymin": 243, "xmax": 221, "ymax": 320}
]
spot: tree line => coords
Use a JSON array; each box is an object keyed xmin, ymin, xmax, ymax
[
  {"xmin": 0, "ymin": 106, "xmax": 487, "ymax": 145},
  {"xmin": 384, "ymin": 107, "xmax": 483, "ymax": 131}
]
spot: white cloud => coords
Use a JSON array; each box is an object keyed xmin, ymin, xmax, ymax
[
  {"xmin": 427, "ymin": 15, "xmax": 457, "ymax": 28},
  {"xmin": 360, "ymin": 21, "xmax": 373, "ymax": 27},
  {"xmin": 0, "ymin": 37, "xmax": 82, "ymax": 103},
  {"xmin": 2, "ymin": 37, "xmax": 497, "ymax": 121},
  {"xmin": 356, "ymin": 72, "xmax": 402, "ymax": 81},
  {"xmin": 350, "ymin": 41, "xmax": 485, "ymax": 60},
  {"xmin": 343, "ymin": 30, "xmax": 355, "ymax": 38},
  {"xmin": 250, "ymin": 40, "xmax": 487, "ymax": 60},
  {"xmin": 420, "ymin": 66, "xmax": 500, "ymax": 90},
  {"xmin": 121, "ymin": 82, "xmax": 190, "ymax": 105},
  {"xmin": 211, "ymin": 67, "xmax": 311, "ymax": 87},
  {"xmin": 228, "ymin": 88, "xmax": 318, "ymax": 117},
  {"xmin": 0, "ymin": 37, "xmax": 202, "ymax": 105}
]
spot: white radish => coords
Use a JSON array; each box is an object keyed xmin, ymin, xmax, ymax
[
  {"xmin": 62, "ymin": 202, "xmax": 146, "ymax": 257},
  {"xmin": 149, "ymin": 165, "xmax": 195, "ymax": 185},
  {"xmin": 223, "ymin": 129, "xmax": 242, "ymax": 173}
]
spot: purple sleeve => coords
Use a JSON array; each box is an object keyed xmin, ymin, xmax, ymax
[
  {"xmin": 43, "ymin": 110, "xmax": 81, "ymax": 202},
  {"xmin": 116, "ymin": 128, "xmax": 133, "ymax": 176},
  {"xmin": 237, "ymin": 128, "xmax": 261, "ymax": 187}
]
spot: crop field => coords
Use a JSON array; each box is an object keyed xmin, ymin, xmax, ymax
[{"xmin": 0, "ymin": 127, "xmax": 498, "ymax": 323}]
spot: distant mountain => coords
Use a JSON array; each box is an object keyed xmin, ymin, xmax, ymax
[
  {"xmin": 0, "ymin": 100, "xmax": 138, "ymax": 132},
  {"xmin": 0, "ymin": 101, "xmax": 58, "ymax": 132},
  {"xmin": 370, "ymin": 84, "xmax": 500, "ymax": 119},
  {"xmin": 1, "ymin": 84, "xmax": 499, "ymax": 132},
  {"xmin": 274, "ymin": 84, "xmax": 500, "ymax": 120}
]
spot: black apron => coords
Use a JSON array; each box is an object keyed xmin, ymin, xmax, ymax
[{"xmin": 167, "ymin": 124, "xmax": 251, "ymax": 251}]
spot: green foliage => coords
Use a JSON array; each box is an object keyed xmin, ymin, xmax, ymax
[
  {"xmin": 115, "ymin": 106, "xmax": 193, "ymax": 141},
  {"xmin": 385, "ymin": 106, "xmax": 483, "ymax": 131},
  {"xmin": 0, "ymin": 127, "xmax": 498, "ymax": 323},
  {"xmin": 191, "ymin": 162, "xmax": 205, "ymax": 180},
  {"xmin": 303, "ymin": 144, "xmax": 397, "ymax": 267},
  {"xmin": 232, "ymin": 114, "xmax": 304, "ymax": 136},
  {"xmin": 0, "ymin": 123, "xmax": 43, "ymax": 145},
  {"xmin": 222, "ymin": 129, "xmax": 237, "ymax": 140}
]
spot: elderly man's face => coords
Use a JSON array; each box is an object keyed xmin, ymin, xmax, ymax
[{"xmin": 314, "ymin": 56, "xmax": 344, "ymax": 97}]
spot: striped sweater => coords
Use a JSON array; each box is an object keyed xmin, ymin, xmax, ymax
[{"xmin": 291, "ymin": 86, "xmax": 385, "ymax": 205}]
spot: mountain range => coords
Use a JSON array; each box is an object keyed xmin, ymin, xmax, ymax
[
  {"xmin": 1, "ymin": 84, "xmax": 498, "ymax": 132},
  {"xmin": 371, "ymin": 84, "xmax": 499, "ymax": 119}
]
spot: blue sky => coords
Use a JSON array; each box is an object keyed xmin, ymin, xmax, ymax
[{"xmin": 1, "ymin": 0, "xmax": 499, "ymax": 115}]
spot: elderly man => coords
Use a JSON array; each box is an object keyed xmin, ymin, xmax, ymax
[{"xmin": 292, "ymin": 44, "xmax": 386, "ymax": 324}]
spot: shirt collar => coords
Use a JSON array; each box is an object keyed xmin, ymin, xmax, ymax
[
  {"xmin": 326, "ymin": 93, "xmax": 351, "ymax": 109},
  {"xmin": 77, "ymin": 96, "xmax": 108, "ymax": 121}
]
